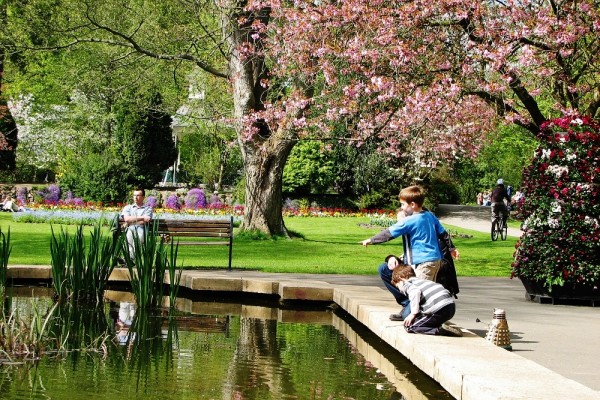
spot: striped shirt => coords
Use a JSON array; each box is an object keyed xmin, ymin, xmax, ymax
[{"xmin": 401, "ymin": 277, "xmax": 454, "ymax": 315}]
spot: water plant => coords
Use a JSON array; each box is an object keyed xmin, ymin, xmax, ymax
[
  {"xmin": 0, "ymin": 299, "xmax": 59, "ymax": 362},
  {"xmin": 0, "ymin": 298, "xmax": 114, "ymax": 363},
  {"xmin": 123, "ymin": 222, "xmax": 182, "ymax": 309},
  {"xmin": 0, "ymin": 228, "xmax": 11, "ymax": 298},
  {"xmin": 50, "ymin": 219, "xmax": 121, "ymax": 304}
]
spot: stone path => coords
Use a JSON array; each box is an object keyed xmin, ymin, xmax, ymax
[{"xmin": 436, "ymin": 204, "xmax": 522, "ymax": 237}]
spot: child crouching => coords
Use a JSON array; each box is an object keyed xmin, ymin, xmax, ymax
[{"xmin": 391, "ymin": 264, "xmax": 462, "ymax": 337}]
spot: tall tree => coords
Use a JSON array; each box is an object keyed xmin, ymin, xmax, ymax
[{"xmin": 115, "ymin": 92, "xmax": 178, "ymax": 188}]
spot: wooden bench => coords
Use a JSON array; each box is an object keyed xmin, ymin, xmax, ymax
[{"xmin": 154, "ymin": 217, "xmax": 234, "ymax": 270}]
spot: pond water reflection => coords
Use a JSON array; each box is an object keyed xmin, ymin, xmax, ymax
[{"xmin": 0, "ymin": 289, "xmax": 452, "ymax": 400}]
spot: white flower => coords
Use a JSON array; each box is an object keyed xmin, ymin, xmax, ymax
[
  {"xmin": 584, "ymin": 216, "xmax": 599, "ymax": 229},
  {"xmin": 571, "ymin": 118, "xmax": 583, "ymax": 125},
  {"xmin": 550, "ymin": 201, "xmax": 562, "ymax": 213},
  {"xmin": 547, "ymin": 217, "xmax": 560, "ymax": 228},
  {"xmin": 546, "ymin": 165, "xmax": 569, "ymax": 178},
  {"xmin": 541, "ymin": 148, "xmax": 551, "ymax": 159},
  {"xmin": 566, "ymin": 150, "xmax": 577, "ymax": 161}
]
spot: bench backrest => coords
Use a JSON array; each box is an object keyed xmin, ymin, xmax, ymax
[{"xmin": 155, "ymin": 218, "xmax": 233, "ymax": 238}]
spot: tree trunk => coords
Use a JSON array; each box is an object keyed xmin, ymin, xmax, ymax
[
  {"xmin": 223, "ymin": 3, "xmax": 297, "ymax": 236},
  {"xmin": 241, "ymin": 135, "xmax": 295, "ymax": 235}
]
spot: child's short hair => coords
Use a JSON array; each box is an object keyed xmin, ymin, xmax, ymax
[
  {"xmin": 399, "ymin": 185, "xmax": 425, "ymax": 207},
  {"xmin": 391, "ymin": 265, "xmax": 416, "ymax": 284}
]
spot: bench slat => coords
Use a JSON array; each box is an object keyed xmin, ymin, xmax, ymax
[
  {"xmin": 173, "ymin": 241, "xmax": 231, "ymax": 246},
  {"xmin": 152, "ymin": 217, "xmax": 234, "ymax": 270},
  {"xmin": 156, "ymin": 221, "xmax": 231, "ymax": 228},
  {"xmin": 158, "ymin": 226, "xmax": 230, "ymax": 232}
]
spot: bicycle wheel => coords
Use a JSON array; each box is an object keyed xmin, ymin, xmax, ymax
[
  {"xmin": 491, "ymin": 220, "xmax": 499, "ymax": 241},
  {"xmin": 501, "ymin": 219, "xmax": 508, "ymax": 240}
]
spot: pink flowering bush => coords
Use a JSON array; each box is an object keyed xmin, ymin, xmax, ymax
[{"xmin": 512, "ymin": 115, "xmax": 600, "ymax": 290}]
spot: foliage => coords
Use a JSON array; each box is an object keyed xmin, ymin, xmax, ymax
[
  {"xmin": 114, "ymin": 92, "xmax": 178, "ymax": 189},
  {"xmin": 450, "ymin": 124, "xmax": 539, "ymax": 204},
  {"xmin": 123, "ymin": 222, "xmax": 182, "ymax": 309},
  {"xmin": 59, "ymin": 151, "xmax": 130, "ymax": 203},
  {"xmin": 283, "ymin": 141, "xmax": 335, "ymax": 194},
  {"xmin": 49, "ymin": 220, "xmax": 120, "ymax": 304},
  {"xmin": 176, "ymin": 73, "xmax": 241, "ymax": 190},
  {"xmin": 357, "ymin": 191, "xmax": 388, "ymax": 210},
  {"xmin": 422, "ymin": 167, "xmax": 461, "ymax": 211},
  {"xmin": 512, "ymin": 115, "xmax": 600, "ymax": 289},
  {"xmin": 0, "ymin": 228, "xmax": 11, "ymax": 298}
]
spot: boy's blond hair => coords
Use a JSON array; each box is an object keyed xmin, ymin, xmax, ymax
[
  {"xmin": 391, "ymin": 265, "xmax": 416, "ymax": 285},
  {"xmin": 399, "ymin": 185, "xmax": 425, "ymax": 207}
]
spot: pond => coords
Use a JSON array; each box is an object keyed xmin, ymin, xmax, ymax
[{"xmin": 0, "ymin": 289, "xmax": 452, "ymax": 400}]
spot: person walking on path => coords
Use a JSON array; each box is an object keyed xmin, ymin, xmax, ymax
[{"xmin": 361, "ymin": 185, "xmax": 458, "ymax": 320}]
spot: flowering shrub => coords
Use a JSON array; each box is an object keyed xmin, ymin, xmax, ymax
[
  {"xmin": 209, "ymin": 192, "xmax": 222, "ymax": 206},
  {"xmin": 512, "ymin": 115, "xmax": 600, "ymax": 289},
  {"xmin": 45, "ymin": 184, "xmax": 61, "ymax": 203},
  {"xmin": 144, "ymin": 195, "xmax": 158, "ymax": 209},
  {"xmin": 63, "ymin": 191, "xmax": 85, "ymax": 207},
  {"xmin": 165, "ymin": 195, "xmax": 181, "ymax": 211},
  {"xmin": 184, "ymin": 188, "xmax": 206, "ymax": 209},
  {"xmin": 16, "ymin": 187, "xmax": 28, "ymax": 205}
]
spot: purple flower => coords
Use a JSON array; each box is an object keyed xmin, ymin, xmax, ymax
[
  {"xmin": 184, "ymin": 188, "xmax": 206, "ymax": 210},
  {"xmin": 209, "ymin": 192, "xmax": 222, "ymax": 206},
  {"xmin": 144, "ymin": 195, "xmax": 158, "ymax": 209},
  {"xmin": 46, "ymin": 184, "xmax": 61, "ymax": 203},
  {"xmin": 165, "ymin": 195, "xmax": 181, "ymax": 210},
  {"xmin": 16, "ymin": 187, "xmax": 28, "ymax": 205}
]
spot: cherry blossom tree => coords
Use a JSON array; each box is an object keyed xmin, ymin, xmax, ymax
[{"xmin": 261, "ymin": 0, "xmax": 600, "ymax": 161}]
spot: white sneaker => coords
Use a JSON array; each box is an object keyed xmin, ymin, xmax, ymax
[{"xmin": 440, "ymin": 323, "xmax": 463, "ymax": 337}]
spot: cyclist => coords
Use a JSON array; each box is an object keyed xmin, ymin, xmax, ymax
[{"xmin": 491, "ymin": 178, "xmax": 511, "ymax": 224}]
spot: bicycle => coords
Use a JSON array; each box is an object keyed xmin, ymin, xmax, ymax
[{"xmin": 491, "ymin": 209, "xmax": 509, "ymax": 241}]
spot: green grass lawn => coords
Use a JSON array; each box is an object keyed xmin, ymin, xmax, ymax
[{"xmin": 0, "ymin": 213, "xmax": 516, "ymax": 277}]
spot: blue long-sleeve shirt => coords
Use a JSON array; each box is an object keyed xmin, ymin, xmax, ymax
[{"xmin": 370, "ymin": 211, "xmax": 445, "ymax": 265}]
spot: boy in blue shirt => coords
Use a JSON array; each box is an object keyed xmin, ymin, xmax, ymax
[{"xmin": 362, "ymin": 185, "xmax": 458, "ymax": 321}]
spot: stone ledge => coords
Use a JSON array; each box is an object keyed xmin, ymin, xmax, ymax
[{"xmin": 332, "ymin": 285, "xmax": 599, "ymax": 400}]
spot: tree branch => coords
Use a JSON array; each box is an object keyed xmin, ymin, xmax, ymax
[
  {"xmin": 466, "ymin": 88, "xmax": 539, "ymax": 134},
  {"xmin": 82, "ymin": 11, "xmax": 229, "ymax": 79}
]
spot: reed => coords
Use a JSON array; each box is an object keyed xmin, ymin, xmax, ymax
[
  {"xmin": 124, "ymin": 222, "xmax": 182, "ymax": 309},
  {"xmin": 50, "ymin": 219, "xmax": 121, "ymax": 304},
  {"xmin": 0, "ymin": 228, "xmax": 10, "ymax": 298},
  {"xmin": 0, "ymin": 299, "xmax": 59, "ymax": 362}
]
